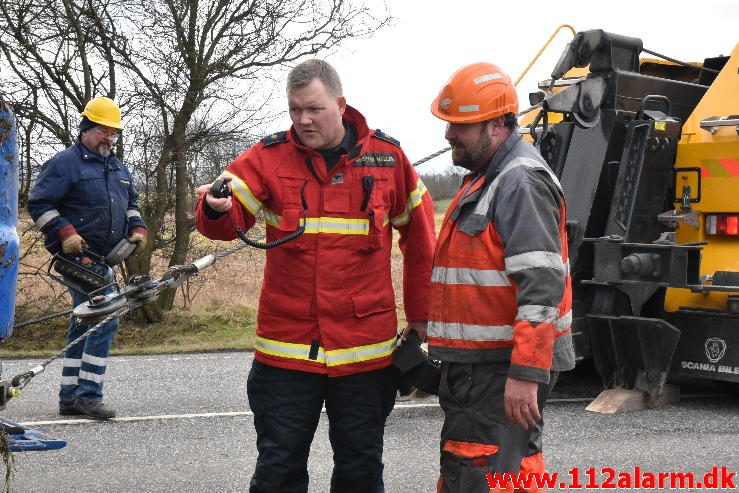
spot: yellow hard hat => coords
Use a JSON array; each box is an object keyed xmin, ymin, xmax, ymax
[{"xmin": 80, "ymin": 97, "xmax": 123, "ymax": 129}]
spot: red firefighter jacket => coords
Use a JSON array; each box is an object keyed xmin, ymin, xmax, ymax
[
  {"xmin": 428, "ymin": 134, "xmax": 575, "ymax": 383},
  {"xmin": 196, "ymin": 106, "xmax": 436, "ymax": 376}
]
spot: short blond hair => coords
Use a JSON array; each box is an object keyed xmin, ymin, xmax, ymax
[{"xmin": 287, "ymin": 59, "xmax": 343, "ymax": 97}]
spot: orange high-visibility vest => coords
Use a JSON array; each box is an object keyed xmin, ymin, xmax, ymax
[{"xmin": 428, "ymin": 137, "xmax": 572, "ymax": 378}]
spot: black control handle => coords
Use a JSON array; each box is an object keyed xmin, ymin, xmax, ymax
[{"xmin": 211, "ymin": 177, "xmax": 231, "ymax": 199}]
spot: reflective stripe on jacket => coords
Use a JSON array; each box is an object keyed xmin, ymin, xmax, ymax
[
  {"xmin": 27, "ymin": 141, "xmax": 147, "ymax": 256},
  {"xmin": 195, "ymin": 106, "xmax": 436, "ymax": 376},
  {"xmin": 428, "ymin": 133, "xmax": 574, "ymax": 383}
]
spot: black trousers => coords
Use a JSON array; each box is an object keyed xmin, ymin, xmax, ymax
[
  {"xmin": 437, "ymin": 362, "xmax": 558, "ymax": 493},
  {"xmin": 247, "ymin": 360, "xmax": 398, "ymax": 493}
]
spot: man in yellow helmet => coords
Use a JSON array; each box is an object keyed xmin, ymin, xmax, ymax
[
  {"xmin": 28, "ymin": 97, "xmax": 148, "ymax": 420},
  {"xmin": 428, "ymin": 64, "xmax": 576, "ymax": 492}
]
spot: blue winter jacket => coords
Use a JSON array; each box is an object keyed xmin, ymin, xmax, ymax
[{"xmin": 28, "ymin": 141, "xmax": 147, "ymax": 256}]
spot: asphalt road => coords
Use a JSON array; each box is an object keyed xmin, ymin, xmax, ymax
[{"xmin": 2, "ymin": 352, "xmax": 738, "ymax": 492}]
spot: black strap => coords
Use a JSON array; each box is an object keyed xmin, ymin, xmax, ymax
[{"xmin": 308, "ymin": 340, "xmax": 320, "ymax": 360}]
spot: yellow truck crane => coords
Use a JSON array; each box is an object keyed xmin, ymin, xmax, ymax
[{"xmin": 523, "ymin": 30, "xmax": 739, "ymax": 403}]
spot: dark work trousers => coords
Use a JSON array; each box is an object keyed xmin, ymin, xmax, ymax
[
  {"xmin": 437, "ymin": 362, "xmax": 558, "ymax": 493},
  {"xmin": 59, "ymin": 272, "xmax": 120, "ymax": 405},
  {"xmin": 247, "ymin": 360, "xmax": 399, "ymax": 493}
]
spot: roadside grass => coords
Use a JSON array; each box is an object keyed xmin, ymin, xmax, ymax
[
  {"xmin": 0, "ymin": 303, "xmax": 256, "ymax": 359},
  {"xmin": 434, "ymin": 198, "xmax": 451, "ymax": 214}
]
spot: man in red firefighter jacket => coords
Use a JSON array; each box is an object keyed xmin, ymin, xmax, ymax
[
  {"xmin": 195, "ymin": 59, "xmax": 435, "ymax": 493},
  {"xmin": 428, "ymin": 63, "xmax": 576, "ymax": 493}
]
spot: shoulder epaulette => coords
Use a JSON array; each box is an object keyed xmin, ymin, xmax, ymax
[
  {"xmin": 372, "ymin": 129, "xmax": 401, "ymax": 148},
  {"xmin": 261, "ymin": 131, "xmax": 289, "ymax": 147}
]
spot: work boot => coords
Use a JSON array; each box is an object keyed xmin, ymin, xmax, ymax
[
  {"xmin": 58, "ymin": 402, "xmax": 83, "ymax": 416},
  {"xmin": 72, "ymin": 400, "xmax": 116, "ymax": 420}
]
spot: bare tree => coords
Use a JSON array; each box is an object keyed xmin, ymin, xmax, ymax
[
  {"xmin": 0, "ymin": 0, "xmax": 123, "ymax": 199},
  {"xmin": 0, "ymin": 0, "xmax": 389, "ymax": 320},
  {"xmin": 420, "ymin": 167, "xmax": 465, "ymax": 202}
]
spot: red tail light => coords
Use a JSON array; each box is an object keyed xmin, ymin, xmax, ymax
[{"xmin": 706, "ymin": 214, "xmax": 739, "ymax": 236}]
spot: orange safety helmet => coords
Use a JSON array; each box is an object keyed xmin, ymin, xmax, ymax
[{"xmin": 431, "ymin": 63, "xmax": 518, "ymax": 124}]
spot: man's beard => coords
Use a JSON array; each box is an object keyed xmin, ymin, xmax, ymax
[
  {"xmin": 96, "ymin": 143, "xmax": 112, "ymax": 157},
  {"xmin": 451, "ymin": 131, "xmax": 491, "ymax": 171}
]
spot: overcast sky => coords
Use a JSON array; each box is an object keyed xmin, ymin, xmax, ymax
[{"xmin": 273, "ymin": 0, "xmax": 739, "ymax": 174}]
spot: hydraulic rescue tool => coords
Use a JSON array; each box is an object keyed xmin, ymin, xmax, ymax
[
  {"xmin": 49, "ymin": 236, "xmax": 139, "ymax": 296},
  {"xmin": 49, "ymin": 250, "xmax": 115, "ymax": 294}
]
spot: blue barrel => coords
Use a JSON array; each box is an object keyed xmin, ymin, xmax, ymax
[{"xmin": 0, "ymin": 103, "xmax": 19, "ymax": 339}]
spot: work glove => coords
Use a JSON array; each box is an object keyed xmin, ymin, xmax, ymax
[
  {"xmin": 128, "ymin": 228, "xmax": 147, "ymax": 255},
  {"xmin": 61, "ymin": 234, "xmax": 87, "ymax": 255}
]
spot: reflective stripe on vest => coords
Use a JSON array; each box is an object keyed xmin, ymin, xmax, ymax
[
  {"xmin": 472, "ymin": 156, "xmax": 563, "ymax": 218},
  {"xmin": 429, "ymin": 321, "xmax": 513, "ymax": 341},
  {"xmin": 255, "ymin": 335, "xmax": 396, "ymax": 367},
  {"xmin": 516, "ymin": 305, "xmax": 559, "ymax": 323},
  {"xmin": 390, "ymin": 178, "xmax": 428, "ymax": 227},
  {"xmin": 224, "ymin": 170, "xmax": 266, "ymax": 218},
  {"xmin": 558, "ymin": 309, "xmax": 572, "ymax": 331},
  {"xmin": 429, "ymin": 310, "xmax": 571, "ymax": 342},
  {"xmin": 34, "ymin": 209, "xmax": 60, "ymax": 229},
  {"xmin": 431, "ymin": 266, "xmax": 511, "ymax": 286},
  {"xmin": 225, "ymin": 170, "xmax": 395, "ymax": 235},
  {"xmin": 256, "ymin": 336, "xmax": 327, "ymax": 364},
  {"xmin": 505, "ymin": 250, "xmax": 564, "ymax": 275},
  {"xmin": 324, "ymin": 337, "xmax": 397, "ymax": 366}
]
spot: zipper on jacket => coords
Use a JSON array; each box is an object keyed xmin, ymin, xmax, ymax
[
  {"xmin": 300, "ymin": 181, "xmax": 309, "ymax": 210},
  {"xmin": 360, "ymin": 175, "xmax": 375, "ymax": 211},
  {"xmin": 104, "ymin": 157, "xmax": 113, "ymax": 246}
]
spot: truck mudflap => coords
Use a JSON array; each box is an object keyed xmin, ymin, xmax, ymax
[
  {"xmin": 586, "ymin": 315, "xmax": 681, "ymax": 400},
  {"xmin": 669, "ymin": 310, "xmax": 739, "ymax": 384}
]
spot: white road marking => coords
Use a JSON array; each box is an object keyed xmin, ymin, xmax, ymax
[
  {"xmin": 21, "ymin": 410, "xmax": 255, "ymax": 426},
  {"xmin": 115, "ymin": 354, "xmax": 240, "ymax": 363},
  {"xmin": 18, "ymin": 398, "xmax": 600, "ymax": 427},
  {"xmin": 16, "ymin": 389, "xmax": 724, "ymax": 427}
]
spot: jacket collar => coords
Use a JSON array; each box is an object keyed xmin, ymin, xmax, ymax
[
  {"xmin": 449, "ymin": 132, "xmax": 522, "ymax": 221},
  {"xmin": 480, "ymin": 131, "xmax": 521, "ymax": 181},
  {"xmin": 288, "ymin": 105, "xmax": 371, "ymax": 182}
]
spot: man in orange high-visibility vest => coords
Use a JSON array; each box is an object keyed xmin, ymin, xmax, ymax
[{"xmin": 428, "ymin": 63, "xmax": 576, "ymax": 493}]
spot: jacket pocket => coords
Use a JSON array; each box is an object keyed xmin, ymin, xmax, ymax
[
  {"xmin": 322, "ymin": 187, "xmax": 351, "ymax": 213},
  {"xmin": 277, "ymin": 173, "xmax": 306, "ymax": 208},
  {"xmin": 360, "ymin": 206, "xmax": 388, "ymax": 252},
  {"xmin": 78, "ymin": 176, "xmax": 106, "ymax": 205},
  {"xmin": 70, "ymin": 211, "xmax": 97, "ymax": 229},
  {"xmin": 363, "ymin": 174, "xmax": 392, "ymax": 251},
  {"xmin": 351, "ymin": 291, "xmax": 395, "ymax": 318},
  {"xmin": 278, "ymin": 208, "xmax": 301, "ymax": 231},
  {"xmin": 277, "ymin": 208, "xmax": 306, "ymax": 251},
  {"xmin": 259, "ymin": 292, "xmax": 313, "ymax": 320},
  {"xmin": 444, "ymin": 226, "xmax": 495, "ymax": 268}
]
